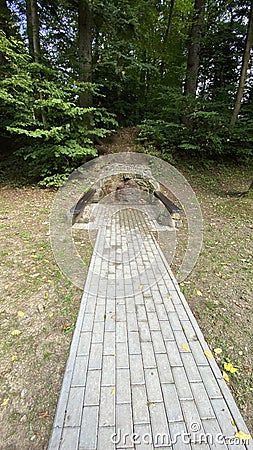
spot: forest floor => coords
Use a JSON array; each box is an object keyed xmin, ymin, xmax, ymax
[{"xmin": 0, "ymin": 128, "xmax": 252, "ymax": 449}]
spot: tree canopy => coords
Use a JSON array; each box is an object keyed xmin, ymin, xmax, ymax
[{"xmin": 1, "ymin": 0, "xmax": 253, "ymax": 185}]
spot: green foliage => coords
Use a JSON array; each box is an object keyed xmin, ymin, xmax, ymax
[
  {"xmin": 139, "ymin": 108, "xmax": 253, "ymax": 161},
  {"xmin": 0, "ymin": 33, "xmax": 117, "ymax": 186}
]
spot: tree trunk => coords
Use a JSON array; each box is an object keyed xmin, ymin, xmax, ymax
[
  {"xmin": 230, "ymin": 2, "xmax": 253, "ymax": 126},
  {"xmin": 26, "ymin": 0, "xmax": 46, "ymax": 124},
  {"xmin": 160, "ymin": 0, "xmax": 176, "ymax": 77},
  {"xmin": 26, "ymin": 0, "xmax": 41, "ymax": 63},
  {"xmin": 184, "ymin": 0, "xmax": 205, "ymax": 97},
  {"xmin": 78, "ymin": 0, "xmax": 93, "ymax": 108}
]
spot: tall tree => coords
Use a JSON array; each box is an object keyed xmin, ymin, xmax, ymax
[
  {"xmin": 26, "ymin": 0, "xmax": 41, "ymax": 62},
  {"xmin": 184, "ymin": 0, "xmax": 205, "ymax": 97},
  {"xmin": 230, "ymin": 1, "xmax": 253, "ymax": 125},
  {"xmin": 160, "ymin": 0, "xmax": 176, "ymax": 77},
  {"xmin": 78, "ymin": 0, "xmax": 93, "ymax": 108}
]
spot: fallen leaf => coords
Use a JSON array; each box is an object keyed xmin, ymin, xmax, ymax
[
  {"xmin": 5, "ymin": 284, "xmax": 9, "ymax": 290},
  {"xmin": 224, "ymin": 362, "xmax": 238, "ymax": 373},
  {"xmin": 11, "ymin": 355, "xmax": 18, "ymax": 361},
  {"xmin": 214, "ymin": 348, "xmax": 222, "ymax": 355},
  {"xmin": 223, "ymin": 371, "xmax": 230, "ymax": 383},
  {"xmin": 38, "ymin": 411, "xmax": 50, "ymax": 419},
  {"xmin": 181, "ymin": 343, "xmax": 191, "ymax": 352},
  {"xmin": 204, "ymin": 350, "xmax": 214, "ymax": 359},
  {"xmin": 49, "ymin": 313, "xmax": 54, "ymax": 318},
  {"xmin": 11, "ymin": 330, "xmax": 21, "ymax": 336},
  {"xmin": 234, "ymin": 430, "xmax": 251, "ymax": 441},
  {"xmin": 17, "ymin": 311, "xmax": 25, "ymax": 317},
  {"xmin": 238, "ymin": 350, "xmax": 243, "ymax": 356},
  {"xmin": 196, "ymin": 290, "xmax": 203, "ymax": 296},
  {"xmin": 1, "ymin": 398, "xmax": 9, "ymax": 407},
  {"xmin": 111, "ymin": 389, "xmax": 115, "ymax": 395},
  {"xmin": 231, "ymin": 420, "xmax": 236, "ymax": 427}
]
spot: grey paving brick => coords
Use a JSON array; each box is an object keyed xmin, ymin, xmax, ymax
[
  {"xmin": 201, "ymin": 419, "xmax": 227, "ymax": 449},
  {"xmin": 84, "ymin": 370, "xmax": 101, "ymax": 405},
  {"xmin": 72, "ymin": 356, "xmax": 88, "ymax": 387},
  {"xmin": 97, "ymin": 427, "xmax": 116, "ymax": 450},
  {"xmin": 169, "ymin": 421, "xmax": 191, "ymax": 449},
  {"xmin": 134, "ymin": 424, "xmax": 153, "ymax": 450},
  {"xmin": 116, "ymin": 342, "xmax": 129, "ymax": 368},
  {"xmin": 82, "ymin": 313, "xmax": 93, "ymax": 332},
  {"xmin": 127, "ymin": 311, "xmax": 138, "ymax": 331},
  {"xmin": 144, "ymin": 296, "xmax": 156, "ymax": 312},
  {"xmin": 156, "ymin": 353, "xmax": 173, "ymax": 384},
  {"xmin": 116, "ymin": 368, "xmax": 131, "ymax": 404},
  {"xmin": 116, "ymin": 321, "xmax": 127, "ymax": 343},
  {"xmin": 102, "ymin": 354, "xmax": 116, "ymax": 386},
  {"xmin": 116, "ymin": 403, "xmax": 134, "ymax": 448},
  {"xmin": 85, "ymin": 296, "xmax": 97, "ymax": 314},
  {"xmin": 163, "ymin": 296, "xmax": 176, "ymax": 313},
  {"xmin": 77, "ymin": 332, "xmax": 92, "ymax": 356},
  {"xmin": 116, "ymin": 303, "xmax": 126, "ymax": 322},
  {"xmin": 181, "ymin": 353, "xmax": 202, "ymax": 383},
  {"xmin": 94, "ymin": 304, "xmax": 106, "ymax": 322},
  {"xmin": 139, "ymin": 322, "xmax": 151, "ymax": 342},
  {"xmin": 132, "ymin": 384, "xmax": 149, "ymax": 424},
  {"xmin": 128, "ymin": 331, "xmax": 141, "ymax": 354},
  {"xmin": 136, "ymin": 304, "xmax": 148, "ymax": 322},
  {"xmin": 198, "ymin": 366, "xmax": 223, "ymax": 399},
  {"xmin": 211, "ymin": 398, "xmax": 242, "ymax": 437},
  {"xmin": 104, "ymin": 313, "xmax": 116, "ymax": 332},
  {"xmin": 151, "ymin": 330, "xmax": 166, "ymax": 354},
  {"xmin": 104, "ymin": 331, "xmax": 116, "ymax": 356},
  {"xmin": 174, "ymin": 330, "xmax": 191, "ymax": 352},
  {"xmin": 141, "ymin": 341, "xmax": 156, "ymax": 369},
  {"xmin": 92, "ymin": 321, "xmax": 104, "ymax": 343},
  {"xmin": 181, "ymin": 321, "xmax": 198, "ymax": 341},
  {"xmin": 162, "ymin": 383, "xmax": 184, "ymax": 423},
  {"xmin": 129, "ymin": 354, "xmax": 145, "ymax": 384},
  {"xmin": 147, "ymin": 312, "xmax": 160, "ymax": 331},
  {"xmin": 174, "ymin": 303, "xmax": 189, "ymax": 321},
  {"xmin": 145, "ymin": 369, "xmax": 163, "ymax": 403},
  {"xmin": 60, "ymin": 427, "xmax": 80, "ymax": 450},
  {"xmin": 180, "ymin": 400, "xmax": 204, "ymax": 437},
  {"xmin": 191, "ymin": 382, "xmax": 215, "ymax": 420},
  {"xmin": 155, "ymin": 303, "xmax": 167, "ymax": 321},
  {"xmin": 167, "ymin": 312, "xmax": 182, "ymax": 331},
  {"xmin": 134, "ymin": 293, "xmax": 144, "ymax": 305},
  {"xmin": 64, "ymin": 387, "xmax": 84, "ymax": 427},
  {"xmin": 89, "ymin": 343, "xmax": 103, "ymax": 369},
  {"xmin": 172, "ymin": 366, "xmax": 193, "ymax": 400},
  {"xmin": 106, "ymin": 299, "xmax": 116, "ymax": 314},
  {"xmin": 190, "ymin": 340, "xmax": 209, "ymax": 366},
  {"xmin": 125, "ymin": 295, "xmax": 136, "ymax": 311},
  {"xmin": 99, "ymin": 386, "xmax": 115, "ymax": 427},
  {"xmin": 166, "ymin": 341, "xmax": 183, "ymax": 367},
  {"xmin": 160, "ymin": 321, "xmax": 174, "ymax": 341},
  {"xmin": 149, "ymin": 402, "xmax": 170, "ymax": 447},
  {"xmin": 79, "ymin": 406, "xmax": 99, "ymax": 449}
]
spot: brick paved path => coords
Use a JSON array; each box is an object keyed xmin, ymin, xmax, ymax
[{"xmin": 48, "ymin": 206, "xmax": 252, "ymax": 450}]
